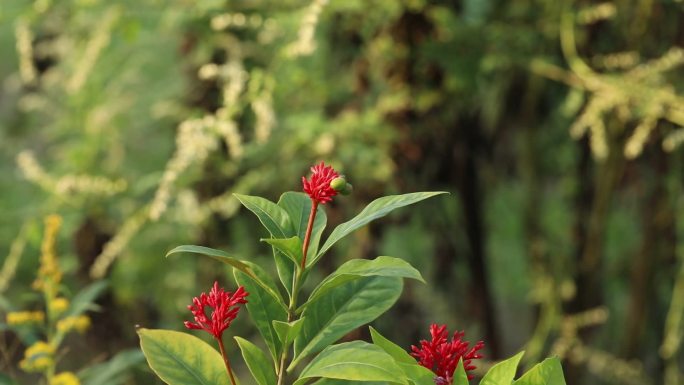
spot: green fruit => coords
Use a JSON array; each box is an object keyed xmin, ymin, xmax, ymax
[
  {"xmin": 330, "ymin": 177, "xmax": 347, "ymax": 191},
  {"xmin": 340, "ymin": 183, "xmax": 353, "ymax": 195}
]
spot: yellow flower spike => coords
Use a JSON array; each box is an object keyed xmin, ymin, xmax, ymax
[
  {"xmin": 51, "ymin": 371, "xmax": 81, "ymax": 385},
  {"xmin": 33, "ymin": 214, "xmax": 63, "ymax": 290},
  {"xmin": 74, "ymin": 315, "xmax": 91, "ymax": 333},
  {"xmin": 6, "ymin": 311, "xmax": 45, "ymax": 326},
  {"xmin": 19, "ymin": 341, "xmax": 55, "ymax": 373},
  {"xmin": 51, "ymin": 297, "xmax": 69, "ymax": 316}
]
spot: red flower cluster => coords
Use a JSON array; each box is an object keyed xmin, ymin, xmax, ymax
[
  {"xmin": 411, "ymin": 324, "xmax": 484, "ymax": 383},
  {"xmin": 184, "ymin": 282, "xmax": 248, "ymax": 340},
  {"xmin": 302, "ymin": 162, "xmax": 340, "ymax": 204}
]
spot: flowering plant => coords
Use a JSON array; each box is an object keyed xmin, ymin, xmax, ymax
[{"xmin": 138, "ymin": 163, "xmax": 566, "ymax": 385}]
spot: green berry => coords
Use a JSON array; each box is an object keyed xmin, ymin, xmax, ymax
[
  {"xmin": 340, "ymin": 183, "xmax": 353, "ymax": 195},
  {"xmin": 330, "ymin": 177, "xmax": 347, "ymax": 191}
]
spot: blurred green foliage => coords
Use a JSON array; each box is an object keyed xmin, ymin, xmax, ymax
[{"xmin": 1, "ymin": 0, "xmax": 684, "ymax": 384}]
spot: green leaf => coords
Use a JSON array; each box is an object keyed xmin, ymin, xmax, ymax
[
  {"xmin": 481, "ymin": 352, "xmax": 524, "ymax": 385},
  {"xmin": 138, "ymin": 329, "xmax": 230, "ymax": 385},
  {"xmin": 399, "ymin": 363, "xmax": 435, "ymax": 385},
  {"xmin": 294, "ymin": 341, "xmax": 408, "ymax": 385},
  {"xmin": 369, "ymin": 326, "xmax": 415, "ymax": 364},
  {"xmin": 512, "ymin": 357, "xmax": 565, "ymax": 385},
  {"xmin": 262, "ymin": 237, "xmax": 303, "ymax": 266},
  {"xmin": 452, "ymin": 359, "xmax": 469, "ymax": 385},
  {"xmin": 278, "ymin": 192, "xmax": 327, "ymax": 262},
  {"xmin": 234, "ymin": 194, "xmax": 292, "ymax": 237},
  {"xmin": 314, "ymin": 192, "xmax": 448, "ymax": 264},
  {"xmin": 306, "ymin": 257, "xmax": 424, "ymax": 306},
  {"xmin": 166, "ymin": 245, "xmax": 252, "ymax": 274},
  {"xmin": 65, "ymin": 280, "xmax": 108, "ymax": 317},
  {"xmin": 235, "ymin": 194, "xmax": 296, "ymax": 296},
  {"xmin": 80, "ymin": 349, "xmax": 144, "ymax": 385},
  {"xmin": 311, "ymin": 379, "xmax": 389, "ymax": 385},
  {"xmin": 235, "ymin": 337, "xmax": 277, "ymax": 385},
  {"xmin": 273, "ymin": 318, "xmax": 306, "ymax": 347},
  {"xmin": 290, "ymin": 276, "xmax": 403, "ymax": 370},
  {"xmin": 235, "ymin": 268, "xmax": 288, "ymax": 363}
]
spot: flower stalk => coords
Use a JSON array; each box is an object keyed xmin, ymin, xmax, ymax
[{"xmin": 217, "ymin": 337, "xmax": 238, "ymax": 385}]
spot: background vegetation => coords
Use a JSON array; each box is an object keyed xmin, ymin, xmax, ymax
[{"xmin": 1, "ymin": 0, "xmax": 684, "ymax": 384}]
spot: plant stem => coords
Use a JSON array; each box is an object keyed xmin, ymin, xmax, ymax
[
  {"xmin": 217, "ymin": 337, "xmax": 238, "ymax": 385},
  {"xmin": 301, "ymin": 200, "xmax": 318, "ymax": 269}
]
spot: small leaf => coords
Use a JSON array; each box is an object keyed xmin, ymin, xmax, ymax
[
  {"xmin": 452, "ymin": 359, "xmax": 468, "ymax": 385},
  {"xmin": 278, "ymin": 192, "xmax": 327, "ymax": 261},
  {"xmin": 512, "ymin": 357, "xmax": 565, "ymax": 385},
  {"xmin": 79, "ymin": 349, "xmax": 144, "ymax": 385},
  {"xmin": 262, "ymin": 237, "xmax": 303, "ymax": 266},
  {"xmin": 294, "ymin": 341, "xmax": 408, "ymax": 385},
  {"xmin": 64, "ymin": 280, "xmax": 108, "ymax": 317},
  {"xmin": 235, "ymin": 337, "xmax": 277, "ymax": 385},
  {"xmin": 306, "ymin": 257, "xmax": 424, "ymax": 306},
  {"xmin": 273, "ymin": 318, "xmax": 306, "ymax": 347},
  {"xmin": 314, "ymin": 192, "xmax": 447, "ymax": 265},
  {"xmin": 138, "ymin": 329, "xmax": 229, "ymax": 385},
  {"xmin": 166, "ymin": 245, "xmax": 252, "ymax": 274},
  {"xmin": 481, "ymin": 351, "xmax": 524, "ymax": 385},
  {"xmin": 399, "ymin": 363, "xmax": 435, "ymax": 385},
  {"xmin": 290, "ymin": 276, "xmax": 403, "ymax": 370},
  {"xmin": 235, "ymin": 268, "xmax": 288, "ymax": 363},
  {"xmin": 369, "ymin": 326, "xmax": 415, "ymax": 365}
]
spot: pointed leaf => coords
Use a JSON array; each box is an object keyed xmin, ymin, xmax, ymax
[
  {"xmin": 235, "ymin": 194, "xmax": 296, "ymax": 296},
  {"xmin": 138, "ymin": 329, "xmax": 230, "ymax": 385},
  {"xmin": 235, "ymin": 268, "xmax": 288, "ymax": 363},
  {"xmin": 399, "ymin": 363, "xmax": 436, "ymax": 385},
  {"xmin": 294, "ymin": 341, "xmax": 408, "ymax": 385},
  {"xmin": 481, "ymin": 352, "xmax": 524, "ymax": 385},
  {"xmin": 166, "ymin": 245, "xmax": 252, "ymax": 274},
  {"xmin": 306, "ymin": 257, "xmax": 423, "ymax": 306},
  {"xmin": 369, "ymin": 326, "xmax": 415, "ymax": 364},
  {"xmin": 452, "ymin": 359, "xmax": 469, "ymax": 385},
  {"xmin": 290, "ymin": 276, "xmax": 403, "ymax": 370},
  {"xmin": 273, "ymin": 318, "xmax": 306, "ymax": 347},
  {"xmin": 512, "ymin": 357, "xmax": 565, "ymax": 385},
  {"xmin": 311, "ymin": 379, "xmax": 389, "ymax": 385},
  {"xmin": 278, "ymin": 192, "xmax": 327, "ymax": 262},
  {"xmin": 262, "ymin": 237, "xmax": 303, "ymax": 266},
  {"xmin": 314, "ymin": 192, "xmax": 447, "ymax": 264},
  {"xmin": 235, "ymin": 194, "xmax": 292, "ymax": 237},
  {"xmin": 235, "ymin": 337, "xmax": 277, "ymax": 385},
  {"xmin": 65, "ymin": 280, "xmax": 108, "ymax": 317},
  {"xmin": 79, "ymin": 349, "xmax": 144, "ymax": 385}
]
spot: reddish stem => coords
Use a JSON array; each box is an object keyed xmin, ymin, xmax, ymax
[
  {"xmin": 217, "ymin": 337, "xmax": 237, "ymax": 385},
  {"xmin": 301, "ymin": 200, "xmax": 318, "ymax": 269}
]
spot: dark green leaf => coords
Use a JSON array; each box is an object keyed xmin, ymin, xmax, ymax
[
  {"xmin": 235, "ymin": 268, "xmax": 288, "ymax": 363},
  {"xmin": 277, "ymin": 192, "xmax": 327, "ymax": 262},
  {"xmin": 314, "ymin": 192, "xmax": 448, "ymax": 264},
  {"xmin": 138, "ymin": 329, "xmax": 230, "ymax": 385},
  {"xmin": 235, "ymin": 336, "xmax": 277, "ymax": 385},
  {"xmin": 294, "ymin": 341, "xmax": 408, "ymax": 385},
  {"xmin": 306, "ymin": 256, "xmax": 423, "ymax": 306},
  {"xmin": 273, "ymin": 317, "xmax": 306, "ymax": 347},
  {"xmin": 290, "ymin": 276, "xmax": 403, "ymax": 370}
]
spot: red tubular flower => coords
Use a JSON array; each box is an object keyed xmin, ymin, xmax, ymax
[
  {"xmin": 302, "ymin": 162, "xmax": 340, "ymax": 204},
  {"xmin": 411, "ymin": 324, "xmax": 484, "ymax": 383},
  {"xmin": 184, "ymin": 282, "xmax": 248, "ymax": 340}
]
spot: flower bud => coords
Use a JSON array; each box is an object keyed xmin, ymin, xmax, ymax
[
  {"xmin": 329, "ymin": 177, "xmax": 347, "ymax": 192},
  {"xmin": 340, "ymin": 183, "xmax": 353, "ymax": 195}
]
